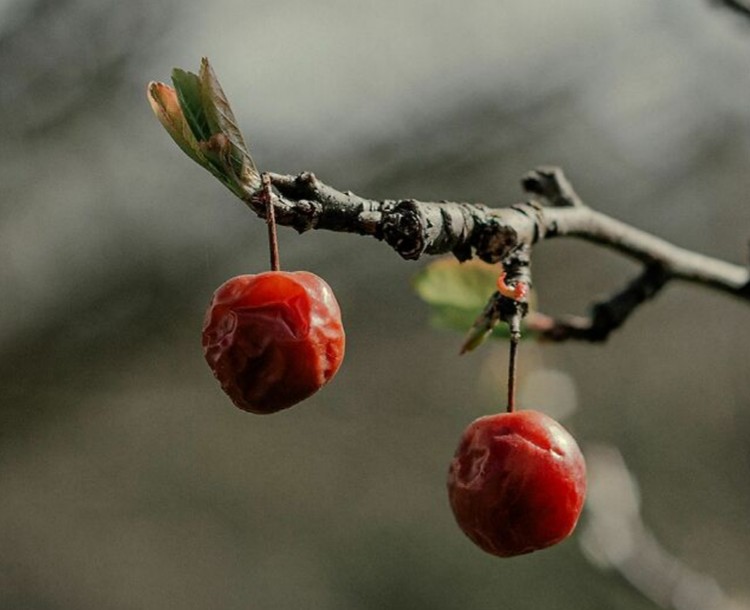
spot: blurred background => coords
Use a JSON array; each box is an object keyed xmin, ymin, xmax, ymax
[{"xmin": 1, "ymin": 0, "xmax": 750, "ymax": 608}]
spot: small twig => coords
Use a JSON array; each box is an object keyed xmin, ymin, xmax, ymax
[
  {"xmin": 527, "ymin": 264, "xmax": 671, "ymax": 342},
  {"xmin": 521, "ymin": 166, "xmax": 584, "ymax": 208}
]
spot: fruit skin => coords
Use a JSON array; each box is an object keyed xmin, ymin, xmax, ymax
[
  {"xmin": 202, "ymin": 271, "xmax": 345, "ymax": 414},
  {"xmin": 447, "ymin": 410, "xmax": 586, "ymax": 557}
]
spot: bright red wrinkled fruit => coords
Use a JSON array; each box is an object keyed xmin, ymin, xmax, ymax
[
  {"xmin": 447, "ymin": 410, "xmax": 586, "ymax": 557},
  {"xmin": 202, "ymin": 271, "xmax": 345, "ymax": 414}
]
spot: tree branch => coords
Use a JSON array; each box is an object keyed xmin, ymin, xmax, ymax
[
  {"xmin": 256, "ymin": 171, "xmax": 520, "ymax": 263},
  {"xmin": 240, "ymin": 167, "xmax": 749, "ymax": 342},
  {"xmin": 525, "ymin": 264, "xmax": 670, "ymax": 342},
  {"xmin": 150, "ymin": 62, "xmax": 748, "ymax": 343}
]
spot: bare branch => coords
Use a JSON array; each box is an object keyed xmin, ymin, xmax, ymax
[
  {"xmin": 151, "ymin": 61, "xmax": 749, "ymax": 342},
  {"xmin": 527, "ymin": 264, "xmax": 670, "ymax": 342},
  {"xmin": 521, "ymin": 168, "xmax": 748, "ymax": 298},
  {"xmin": 237, "ymin": 167, "xmax": 749, "ymax": 342},
  {"xmin": 244, "ymin": 169, "xmax": 748, "ymax": 291},
  {"xmin": 252, "ymin": 171, "xmax": 536, "ymax": 263},
  {"xmin": 543, "ymin": 202, "xmax": 747, "ymax": 299}
]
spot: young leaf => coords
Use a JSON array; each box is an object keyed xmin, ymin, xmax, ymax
[
  {"xmin": 146, "ymin": 82, "xmax": 206, "ymax": 165},
  {"xmin": 148, "ymin": 60, "xmax": 262, "ymax": 197},
  {"xmin": 460, "ymin": 301, "xmax": 499, "ymax": 353},
  {"xmin": 414, "ymin": 257, "xmax": 498, "ymax": 348},
  {"xmin": 413, "ymin": 257, "xmax": 498, "ymax": 312},
  {"xmin": 171, "ymin": 68, "xmax": 212, "ymax": 142},
  {"xmin": 199, "ymin": 58, "xmax": 260, "ymax": 189}
]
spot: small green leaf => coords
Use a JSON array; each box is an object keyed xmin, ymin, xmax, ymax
[
  {"xmin": 414, "ymin": 257, "xmax": 498, "ymax": 350},
  {"xmin": 199, "ymin": 58, "xmax": 260, "ymax": 189},
  {"xmin": 413, "ymin": 257, "xmax": 498, "ymax": 311},
  {"xmin": 151, "ymin": 60, "xmax": 261, "ymax": 197},
  {"xmin": 171, "ymin": 68, "xmax": 212, "ymax": 141},
  {"xmin": 414, "ymin": 257, "xmax": 537, "ymax": 348},
  {"xmin": 427, "ymin": 304, "xmax": 483, "ymax": 333},
  {"xmin": 460, "ymin": 311, "xmax": 496, "ymax": 353},
  {"xmin": 146, "ymin": 82, "xmax": 206, "ymax": 165}
]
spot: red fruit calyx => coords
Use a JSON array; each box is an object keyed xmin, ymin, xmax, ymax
[
  {"xmin": 447, "ymin": 410, "xmax": 586, "ymax": 557},
  {"xmin": 202, "ymin": 271, "xmax": 345, "ymax": 414}
]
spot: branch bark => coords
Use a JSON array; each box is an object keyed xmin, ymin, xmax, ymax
[{"xmin": 240, "ymin": 167, "xmax": 749, "ymax": 342}]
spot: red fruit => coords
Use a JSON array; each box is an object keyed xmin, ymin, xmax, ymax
[
  {"xmin": 447, "ymin": 410, "xmax": 586, "ymax": 557},
  {"xmin": 202, "ymin": 271, "xmax": 345, "ymax": 414}
]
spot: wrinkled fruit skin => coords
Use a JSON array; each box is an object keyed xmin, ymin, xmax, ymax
[
  {"xmin": 202, "ymin": 271, "xmax": 345, "ymax": 414},
  {"xmin": 447, "ymin": 410, "xmax": 586, "ymax": 557}
]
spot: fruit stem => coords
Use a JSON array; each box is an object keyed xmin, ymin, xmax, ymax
[
  {"xmin": 261, "ymin": 173, "xmax": 281, "ymax": 272},
  {"xmin": 506, "ymin": 313, "xmax": 521, "ymax": 413},
  {"xmin": 507, "ymin": 333, "xmax": 519, "ymax": 413}
]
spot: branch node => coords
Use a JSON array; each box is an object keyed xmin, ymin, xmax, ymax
[
  {"xmin": 382, "ymin": 199, "xmax": 427, "ymax": 260},
  {"xmin": 521, "ymin": 166, "xmax": 584, "ymax": 208},
  {"xmin": 240, "ymin": 168, "xmax": 747, "ymax": 342},
  {"xmin": 298, "ymin": 172, "xmax": 319, "ymax": 189},
  {"xmin": 474, "ymin": 219, "xmax": 520, "ymax": 264}
]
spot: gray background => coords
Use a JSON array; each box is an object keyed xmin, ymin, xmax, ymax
[{"xmin": 1, "ymin": 1, "xmax": 749, "ymax": 608}]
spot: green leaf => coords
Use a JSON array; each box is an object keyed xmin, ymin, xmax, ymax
[
  {"xmin": 459, "ymin": 294, "xmax": 526, "ymax": 353},
  {"xmin": 157, "ymin": 60, "xmax": 260, "ymax": 197},
  {"xmin": 413, "ymin": 257, "xmax": 498, "ymax": 311},
  {"xmin": 460, "ymin": 309, "xmax": 496, "ymax": 353},
  {"xmin": 414, "ymin": 257, "xmax": 497, "ymax": 350},
  {"xmin": 171, "ymin": 68, "xmax": 212, "ymax": 142},
  {"xmin": 199, "ymin": 58, "xmax": 260, "ymax": 189},
  {"xmin": 427, "ymin": 303, "xmax": 484, "ymax": 333},
  {"xmin": 413, "ymin": 257, "xmax": 537, "ymax": 348},
  {"xmin": 146, "ymin": 82, "xmax": 206, "ymax": 166}
]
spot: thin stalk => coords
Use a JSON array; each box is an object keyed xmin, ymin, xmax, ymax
[
  {"xmin": 262, "ymin": 173, "xmax": 281, "ymax": 271},
  {"xmin": 507, "ymin": 333, "xmax": 519, "ymax": 413}
]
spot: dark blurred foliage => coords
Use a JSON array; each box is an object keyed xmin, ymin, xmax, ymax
[{"xmin": 1, "ymin": 1, "xmax": 749, "ymax": 609}]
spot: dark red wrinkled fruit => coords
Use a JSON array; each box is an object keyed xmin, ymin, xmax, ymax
[
  {"xmin": 202, "ymin": 271, "xmax": 345, "ymax": 414},
  {"xmin": 447, "ymin": 410, "xmax": 586, "ymax": 557}
]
